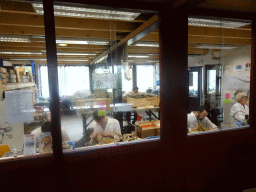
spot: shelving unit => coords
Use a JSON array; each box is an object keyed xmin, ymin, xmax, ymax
[{"xmin": 2, "ymin": 82, "xmax": 36, "ymax": 91}]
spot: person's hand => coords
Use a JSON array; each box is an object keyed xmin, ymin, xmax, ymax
[
  {"xmin": 91, "ymin": 133, "xmax": 100, "ymax": 141},
  {"xmin": 99, "ymin": 132, "xmax": 114, "ymax": 138}
]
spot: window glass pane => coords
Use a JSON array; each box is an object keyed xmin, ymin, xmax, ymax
[
  {"xmin": 0, "ymin": 1, "xmax": 51, "ymax": 159},
  {"xmin": 49, "ymin": 1, "xmax": 159, "ymax": 152},
  {"xmin": 188, "ymin": 16, "xmax": 251, "ymax": 134},
  {"xmin": 137, "ymin": 65, "xmax": 154, "ymax": 93}
]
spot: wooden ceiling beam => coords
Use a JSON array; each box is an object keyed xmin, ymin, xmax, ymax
[
  {"xmin": 188, "ymin": 26, "xmax": 251, "ymax": 39},
  {"xmin": 0, "ymin": 10, "xmax": 136, "ymax": 32},
  {"xmin": 0, "ymin": 25, "xmax": 124, "ymax": 40},
  {"xmin": 188, "ymin": 35, "xmax": 251, "ymax": 45},
  {"xmin": 90, "ymin": 14, "xmax": 159, "ymax": 64}
]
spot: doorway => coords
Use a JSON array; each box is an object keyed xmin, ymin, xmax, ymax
[{"xmin": 188, "ymin": 66, "xmax": 202, "ymax": 112}]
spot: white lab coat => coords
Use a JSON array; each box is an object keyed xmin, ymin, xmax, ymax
[
  {"xmin": 89, "ymin": 117, "xmax": 121, "ymax": 142},
  {"xmin": 187, "ymin": 112, "xmax": 218, "ymax": 131},
  {"xmin": 31, "ymin": 127, "xmax": 70, "ymax": 148},
  {"xmin": 230, "ymin": 102, "xmax": 249, "ymax": 127}
]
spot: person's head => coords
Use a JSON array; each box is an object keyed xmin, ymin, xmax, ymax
[
  {"xmin": 132, "ymin": 87, "xmax": 139, "ymax": 93},
  {"xmin": 93, "ymin": 110, "xmax": 107, "ymax": 127},
  {"xmin": 41, "ymin": 121, "xmax": 51, "ymax": 133},
  {"xmin": 197, "ymin": 106, "xmax": 210, "ymax": 120},
  {"xmin": 234, "ymin": 90, "xmax": 243, "ymax": 96},
  {"xmin": 235, "ymin": 92, "xmax": 248, "ymax": 106}
]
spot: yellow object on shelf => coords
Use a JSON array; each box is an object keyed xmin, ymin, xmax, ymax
[{"xmin": 0, "ymin": 145, "xmax": 10, "ymax": 158}]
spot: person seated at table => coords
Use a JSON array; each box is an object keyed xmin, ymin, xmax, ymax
[
  {"xmin": 187, "ymin": 106, "xmax": 218, "ymax": 132},
  {"xmin": 89, "ymin": 110, "xmax": 122, "ymax": 144},
  {"xmin": 230, "ymin": 91, "xmax": 249, "ymax": 127},
  {"xmin": 31, "ymin": 120, "xmax": 70, "ymax": 149}
]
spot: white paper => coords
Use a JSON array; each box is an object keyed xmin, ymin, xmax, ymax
[
  {"xmin": 24, "ymin": 134, "xmax": 36, "ymax": 156},
  {"xmin": 5, "ymin": 90, "xmax": 34, "ymax": 124},
  {"xmin": 226, "ymin": 74, "xmax": 250, "ymax": 91}
]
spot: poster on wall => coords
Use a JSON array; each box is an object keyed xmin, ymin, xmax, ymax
[
  {"xmin": 234, "ymin": 64, "xmax": 243, "ymax": 72},
  {"xmin": 5, "ymin": 90, "xmax": 34, "ymax": 124},
  {"xmin": 226, "ymin": 74, "xmax": 250, "ymax": 91}
]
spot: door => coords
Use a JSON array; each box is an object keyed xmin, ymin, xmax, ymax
[
  {"xmin": 188, "ymin": 67, "xmax": 202, "ymax": 112},
  {"xmin": 204, "ymin": 64, "xmax": 222, "ymax": 126}
]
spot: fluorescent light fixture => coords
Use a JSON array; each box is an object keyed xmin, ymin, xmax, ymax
[
  {"xmin": 7, "ymin": 59, "xmax": 88, "ymax": 61},
  {"xmin": 57, "ymin": 52, "xmax": 96, "ymax": 56},
  {"xmin": 188, "ymin": 18, "xmax": 251, "ymax": 29},
  {"xmin": 134, "ymin": 43, "xmax": 159, "ymax": 47},
  {"xmin": 58, "ymin": 43, "xmax": 68, "ymax": 46},
  {"xmin": 196, "ymin": 44, "xmax": 239, "ymax": 49},
  {"xmin": 128, "ymin": 55, "xmax": 149, "ymax": 58},
  {"xmin": 56, "ymin": 39, "xmax": 108, "ymax": 45},
  {"xmin": 0, "ymin": 51, "xmax": 42, "ymax": 55},
  {"xmin": 32, "ymin": 3, "xmax": 140, "ymax": 21},
  {"xmin": 0, "ymin": 35, "xmax": 30, "ymax": 43}
]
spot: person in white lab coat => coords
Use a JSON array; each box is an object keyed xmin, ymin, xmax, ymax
[
  {"xmin": 230, "ymin": 92, "xmax": 249, "ymax": 127},
  {"xmin": 89, "ymin": 110, "xmax": 121, "ymax": 144},
  {"xmin": 31, "ymin": 121, "xmax": 70, "ymax": 149},
  {"xmin": 187, "ymin": 106, "xmax": 218, "ymax": 132}
]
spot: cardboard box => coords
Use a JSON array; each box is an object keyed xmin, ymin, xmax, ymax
[
  {"xmin": 127, "ymin": 96, "xmax": 160, "ymax": 107},
  {"xmin": 10, "ymin": 74, "xmax": 16, "ymax": 79},
  {"xmin": 0, "ymin": 67, "xmax": 7, "ymax": 73},
  {"xmin": 1, "ymin": 79, "xmax": 8, "ymax": 84},
  {"xmin": 135, "ymin": 120, "xmax": 160, "ymax": 138},
  {"xmin": 10, "ymin": 78, "xmax": 17, "ymax": 83},
  {"xmin": 26, "ymin": 72, "xmax": 33, "ymax": 76},
  {"xmin": 1, "ymin": 73, "xmax": 7, "ymax": 79}
]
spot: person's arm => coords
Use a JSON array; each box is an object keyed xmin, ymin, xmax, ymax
[
  {"xmin": 61, "ymin": 129, "xmax": 70, "ymax": 142},
  {"xmin": 204, "ymin": 117, "xmax": 218, "ymax": 130},
  {"xmin": 231, "ymin": 105, "xmax": 246, "ymax": 122}
]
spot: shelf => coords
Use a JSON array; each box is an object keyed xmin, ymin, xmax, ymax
[{"xmin": 2, "ymin": 82, "xmax": 36, "ymax": 91}]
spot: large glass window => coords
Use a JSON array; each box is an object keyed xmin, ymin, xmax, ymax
[
  {"xmin": 188, "ymin": 16, "xmax": 251, "ymax": 134},
  {"xmin": 0, "ymin": 1, "xmax": 52, "ymax": 159},
  {"xmin": 44, "ymin": 1, "xmax": 161, "ymax": 152}
]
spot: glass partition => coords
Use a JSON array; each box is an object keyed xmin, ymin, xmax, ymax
[
  {"xmin": 188, "ymin": 16, "xmax": 251, "ymax": 134},
  {"xmin": 0, "ymin": 0, "xmax": 51, "ymax": 159},
  {"xmin": 36, "ymin": 1, "xmax": 161, "ymax": 152}
]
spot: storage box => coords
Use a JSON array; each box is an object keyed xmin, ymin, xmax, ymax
[
  {"xmin": 10, "ymin": 74, "xmax": 16, "ymax": 79},
  {"xmin": 0, "ymin": 67, "xmax": 7, "ymax": 73},
  {"xmin": 134, "ymin": 121, "xmax": 160, "ymax": 138},
  {"xmin": 1, "ymin": 73, "xmax": 7, "ymax": 79},
  {"xmin": 26, "ymin": 72, "xmax": 33, "ymax": 76},
  {"xmin": 127, "ymin": 96, "xmax": 160, "ymax": 107},
  {"xmin": 1, "ymin": 79, "xmax": 8, "ymax": 84},
  {"xmin": 9, "ymin": 69, "xmax": 14, "ymax": 74},
  {"xmin": 10, "ymin": 78, "xmax": 17, "ymax": 83}
]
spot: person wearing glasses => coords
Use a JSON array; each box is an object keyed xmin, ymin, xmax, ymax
[
  {"xmin": 89, "ymin": 110, "xmax": 121, "ymax": 144},
  {"xmin": 230, "ymin": 92, "xmax": 249, "ymax": 127}
]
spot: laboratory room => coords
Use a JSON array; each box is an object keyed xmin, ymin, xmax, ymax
[
  {"xmin": 187, "ymin": 16, "xmax": 251, "ymax": 133},
  {"xmin": 0, "ymin": 0, "xmax": 161, "ymax": 159}
]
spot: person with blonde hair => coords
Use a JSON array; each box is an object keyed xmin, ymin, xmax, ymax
[{"xmin": 230, "ymin": 92, "xmax": 249, "ymax": 127}]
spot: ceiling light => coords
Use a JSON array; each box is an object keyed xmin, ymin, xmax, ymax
[
  {"xmin": 0, "ymin": 35, "xmax": 30, "ymax": 43},
  {"xmin": 6, "ymin": 59, "xmax": 88, "ymax": 61},
  {"xmin": 196, "ymin": 44, "xmax": 239, "ymax": 49},
  {"xmin": 56, "ymin": 40, "xmax": 108, "ymax": 45},
  {"xmin": 57, "ymin": 53, "xmax": 96, "ymax": 56},
  {"xmin": 32, "ymin": 3, "xmax": 140, "ymax": 21},
  {"xmin": 128, "ymin": 55, "xmax": 149, "ymax": 58},
  {"xmin": 188, "ymin": 18, "xmax": 251, "ymax": 29},
  {"xmin": 134, "ymin": 43, "xmax": 159, "ymax": 47},
  {"xmin": 58, "ymin": 43, "xmax": 68, "ymax": 46},
  {"xmin": 0, "ymin": 51, "xmax": 42, "ymax": 55}
]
